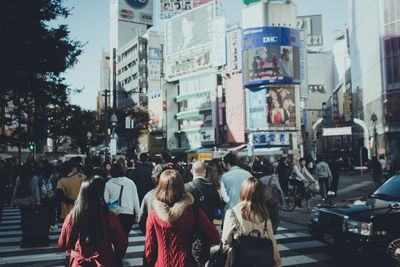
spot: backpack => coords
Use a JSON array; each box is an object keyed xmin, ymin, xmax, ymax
[
  {"xmin": 232, "ymin": 209, "xmax": 274, "ymax": 267},
  {"xmin": 316, "ymin": 163, "xmax": 328, "ymax": 178},
  {"xmin": 15, "ymin": 178, "xmax": 32, "ymax": 206},
  {"xmin": 264, "ymin": 176, "xmax": 281, "ymax": 206},
  {"xmin": 40, "ymin": 178, "xmax": 54, "ymax": 199}
]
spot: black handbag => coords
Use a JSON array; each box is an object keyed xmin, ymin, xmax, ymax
[
  {"xmin": 189, "ymin": 181, "xmax": 211, "ymax": 265},
  {"xmin": 232, "ymin": 210, "xmax": 274, "ymax": 267},
  {"xmin": 208, "ymin": 243, "xmax": 229, "ymax": 267}
]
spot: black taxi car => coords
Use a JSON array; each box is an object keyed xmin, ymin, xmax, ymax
[{"xmin": 308, "ymin": 174, "xmax": 400, "ymax": 262}]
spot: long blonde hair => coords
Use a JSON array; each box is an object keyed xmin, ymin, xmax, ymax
[{"xmin": 239, "ymin": 177, "xmax": 270, "ymax": 222}]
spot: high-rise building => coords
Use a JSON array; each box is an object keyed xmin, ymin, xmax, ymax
[{"xmin": 349, "ymin": 0, "xmax": 400, "ymax": 158}]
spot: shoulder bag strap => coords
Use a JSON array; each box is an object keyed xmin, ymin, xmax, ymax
[
  {"xmin": 232, "ymin": 209, "xmax": 242, "ymax": 235},
  {"xmin": 118, "ymin": 185, "xmax": 124, "ymax": 206},
  {"xmin": 267, "ymin": 176, "xmax": 273, "ymax": 186}
]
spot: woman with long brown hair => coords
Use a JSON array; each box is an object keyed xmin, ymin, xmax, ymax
[
  {"xmin": 143, "ymin": 169, "xmax": 220, "ymax": 267},
  {"xmin": 221, "ymin": 177, "xmax": 281, "ymax": 267}
]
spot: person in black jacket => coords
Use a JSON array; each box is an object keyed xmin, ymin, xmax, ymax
[
  {"xmin": 132, "ymin": 153, "xmax": 154, "ymax": 204},
  {"xmin": 277, "ymin": 157, "xmax": 289, "ymax": 194},
  {"xmin": 368, "ymin": 156, "xmax": 382, "ymax": 187},
  {"xmin": 185, "ymin": 161, "xmax": 221, "ymax": 223}
]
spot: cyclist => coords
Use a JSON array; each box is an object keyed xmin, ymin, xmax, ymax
[{"xmin": 290, "ymin": 158, "xmax": 318, "ymax": 207}]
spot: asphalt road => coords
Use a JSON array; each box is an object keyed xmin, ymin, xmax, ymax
[{"xmin": 278, "ymin": 170, "xmax": 399, "ymax": 267}]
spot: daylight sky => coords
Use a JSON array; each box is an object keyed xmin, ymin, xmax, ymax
[{"xmin": 58, "ymin": 0, "xmax": 348, "ymax": 110}]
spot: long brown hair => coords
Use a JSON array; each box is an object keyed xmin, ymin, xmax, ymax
[
  {"xmin": 206, "ymin": 163, "xmax": 220, "ymax": 190},
  {"xmin": 239, "ymin": 177, "xmax": 269, "ymax": 222},
  {"xmin": 155, "ymin": 169, "xmax": 185, "ymax": 207}
]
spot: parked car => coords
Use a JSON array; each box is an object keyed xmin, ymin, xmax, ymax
[{"xmin": 308, "ymin": 174, "xmax": 400, "ymax": 264}]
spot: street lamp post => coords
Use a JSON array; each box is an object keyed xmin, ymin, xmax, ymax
[
  {"xmin": 86, "ymin": 131, "xmax": 92, "ymax": 155},
  {"xmin": 370, "ymin": 113, "xmax": 378, "ymax": 157},
  {"xmin": 110, "ymin": 114, "xmax": 118, "ymax": 158}
]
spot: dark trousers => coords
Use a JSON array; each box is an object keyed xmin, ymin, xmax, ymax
[
  {"xmin": 332, "ymin": 174, "xmax": 339, "ymax": 193},
  {"xmin": 279, "ymin": 176, "xmax": 288, "ymax": 195},
  {"xmin": 293, "ymin": 180, "xmax": 305, "ymax": 207},
  {"xmin": 267, "ymin": 204, "xmax": 280, "ymax": 235},
  {"xmin": 319, "ymin": 178, "xmax": 329, "ymax": 199},
  {"xmin": 117, "ymin": 213, "xmax": 135, "ymax": 237},
  {"xmin": 41, "ymin": 198, "xmax": 56, "ymax": 226}
]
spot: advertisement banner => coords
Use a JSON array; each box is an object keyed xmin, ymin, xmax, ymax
[
  {"xmin": 148, "ymin": 93, "xmax": 163, "ymax": 131},
  {"xmin": 117, "ymin": 0, "xmax": 153, "ymax": 25},
  {"xmin": 226, "ymin": 73, "xmax": 245, "ymax": 143},
  {"xmin": 248, "ymin": 88, "xmax": 267, "ymax": 128},
  {"xmin": 165, "ymin": 48, "xmax": 213, "ymax": 81},
  {"xmin": 161, "ymin": 0, "xmax": 214, "ymax": 19},
  {"xmin": 297, "ymin": 15, "xmax": 323, "ymax": 47},
  {"xmin": 226, "ymin": 28, "xmax": 242, "ymax": 73},
  {"xmin": 323, "ymin": 127, "xmax": 352, "ymax": 136},
  {"xmin": 165, "ymin": 2, "xmax": 215, "ymax": 56},
  {"xmin": 242, "ymin": 27, "xmax": 300, "ymax": 86},
  {"xmin": 343, "ymin": 92, "xmax": 352, "ymax": 122},
  {"xmin": 200, "ymin": 127, "xmax": 215, "ymax": 145},
  {"xmin": 212, "ymin": 17, "xmax": 226, "ymax": 67},
  {"xmin": 253, "ymin": 132, "xmax": 290, "ymax": 146},
  {"xmin": 266, "ymin": 86, "xmax": 297, "ymax": 128}
]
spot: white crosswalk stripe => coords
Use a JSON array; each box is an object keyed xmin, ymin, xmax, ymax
[{"xmin": 0, "ymin": 207, "xmax": 333, "ymax": 266}]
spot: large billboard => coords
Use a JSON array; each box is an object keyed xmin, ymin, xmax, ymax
[
  {"xmin": 165, "ymin": 2, "xmax": 215, "ymax": 56},
  {"xmin": 248, "ymin": 88, "xmax": 267, "ymax": 128},
  {"xmin": 226, "ymin": 28, "xmax": 242, "ymax": 73},
  {"xmin": 115, "ymin": 0, "xmax": 153, "ymax": 25},
  {"xmin": 242, "ymin": 27, "xmax": 300, "ymax": 86},
  {"xmin": 247, "ymin": 85, "xmax": 299, "ymax": 130},
  {"xmin": 297, "ymin": 15, "xmax": 323, "ymax": 47},
  {"xmin": 225, "ymin": 73, "xmax": 245, "ymax": 143},
  {"xmin": 161, "ymin": 0, "xmax": 214, "ymax": 19}
]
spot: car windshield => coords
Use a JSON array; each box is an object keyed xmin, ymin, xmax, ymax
[{"xmin": 372, "ymin": 175, "xmax": 400, "ymax": 199}]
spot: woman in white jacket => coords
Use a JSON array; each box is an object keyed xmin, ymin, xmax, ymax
[
  {"xmin": 104, "ymin": 164, "xmax": 140, "ymax": 237},
  {"xmin": 222, "ymin": 177, "xmax": 281, "ymax": 267}
]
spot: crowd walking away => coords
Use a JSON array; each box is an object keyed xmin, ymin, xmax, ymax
[{"xmin": 1, "ymin": 151, "xmax": 400, "ymax": 266}]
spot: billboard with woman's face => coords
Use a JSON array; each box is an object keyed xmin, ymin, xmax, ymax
[
  {"xmin": 242, "ymin": 27, "xmax": 300, "ymax": 86},
  {"xmin": 247, "ymin": 85, "xmax": 299, "ymax": 130}
]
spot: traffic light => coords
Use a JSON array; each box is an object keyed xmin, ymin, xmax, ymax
[{"xmin": 28, "ymin": 141, "xmax": 35, "ymax": 151}]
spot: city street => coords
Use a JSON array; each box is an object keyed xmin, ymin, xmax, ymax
[{"xmin": 0, "ymin": 170, "xmax": 393, "ymax": 267}]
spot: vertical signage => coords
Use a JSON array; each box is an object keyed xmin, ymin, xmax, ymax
[{"xmin": 248, "ymin": 88, "xmax": 267, "ymax": 128}]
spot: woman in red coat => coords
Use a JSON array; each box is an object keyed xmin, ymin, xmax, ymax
[
  {"xmin": 58, "ymin": 178, "xmax": 128, "ymax": 267},
  {"xmin": 144, "ymin": 169, "xmax": 220, "ymax": 267}
]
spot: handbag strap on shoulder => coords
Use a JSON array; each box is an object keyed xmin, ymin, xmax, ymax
[{"xmin": 232, "ymin": 209, "xmax": 242, "ymax": 235}]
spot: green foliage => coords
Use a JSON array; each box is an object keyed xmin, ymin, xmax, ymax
[{"xmin": 0, "ymin": 0, "xmax": 83, "ymax": 149}]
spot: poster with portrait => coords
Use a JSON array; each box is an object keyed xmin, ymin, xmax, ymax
[
  {"xmin": 242, "ymin": 27, "xmax": 300, "ymax": 86},
  {"xmin": 265, "ymin": 86, "xmax": 296, "ymax": 128},
  {"xmin": 160, "ymin": 0, "xmax": 214, "ymax": 19},
  {"xmin": 165, "ymin": 1, "xmax": 215, "ymax": 56}
]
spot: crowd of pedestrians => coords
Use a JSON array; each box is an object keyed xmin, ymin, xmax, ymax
[{"xmin": 1, "ymin": 150, "xmax": 400, "ymax": 266}]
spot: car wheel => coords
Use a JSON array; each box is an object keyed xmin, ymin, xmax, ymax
[{"xmin": 386, "ymin": 238, "xmax": 400, "ymax": 264}]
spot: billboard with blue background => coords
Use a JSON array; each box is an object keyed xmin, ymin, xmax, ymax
[
  {"xmin": 242, "ymin": 27, "xmax": 300, "ymax": 86},
  {"xmin": 248, "ymin": 88, "xmax": 267, "ymax": 128}
]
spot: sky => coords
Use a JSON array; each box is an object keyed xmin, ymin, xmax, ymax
[{"xmin": 58, "ymin": 0, "xmax": 348, "ymax": 110}]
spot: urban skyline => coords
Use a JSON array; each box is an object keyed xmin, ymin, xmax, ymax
[{"xmin": 59, "ymin": 0, "xmax": 348, "ymax": 110}]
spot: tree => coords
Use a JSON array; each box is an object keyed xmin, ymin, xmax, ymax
[
  {"xmin": 0, "ymin": 0, "xmax": 83, "ymax": 151},
  {"xmin": 68, "ymin": 106, "xmax": 102, "ymax": 154}
]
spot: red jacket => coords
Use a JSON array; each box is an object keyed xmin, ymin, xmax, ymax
[
  {"xmin": 58, "ymin": 210, "xmax": 128, "ymax": 267},
  {"xmin": 144, "ymin": 192, "xmax": 220, "ymax": 267}
]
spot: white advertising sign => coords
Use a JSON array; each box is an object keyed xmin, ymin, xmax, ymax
[
  {"xmin": 117, "ymin": 0, "xmax": 153, "ymax": 26},
  {"xmin": 322, "ymin": 127, "xmax": 352, "ymax": 136},
  {"xmin": 253, "ymin": 132, "xmax": 290, "ymax": 146},
  {"xmin": 212, "ymin": 17, "xmax": 226, "ymax": 67},
  {"xmin": 110, "ymin": 139, "xmax": 117, "ymax": 156},
  {"xmin": 200, "ymin": 127, "xmax": 215, "ymax": 145}
]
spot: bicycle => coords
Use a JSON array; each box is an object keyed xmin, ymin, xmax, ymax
[{"xmin": 284, "ymin": 179, "xmax": 322, "ymax": 212}]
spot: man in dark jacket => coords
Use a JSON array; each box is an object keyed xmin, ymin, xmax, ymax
[
  {"xmin": 185, "ymin": 161, "xmax": 221, "ymax": 266},
  {"xmin": 185, "ymin": 161, "xmax": 221, "ymax": 222},
  {"xmin": 132, "ymin": 153, "xmax": 154, "ymax": 204}
]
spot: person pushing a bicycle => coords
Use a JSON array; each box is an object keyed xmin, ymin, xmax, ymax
[{"xmin": 290, "ymin": 158, "xmax": 318, "ymax": 207}]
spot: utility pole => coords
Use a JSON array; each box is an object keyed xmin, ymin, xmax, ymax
[
  {"xmin": 103, "ymin": 89, "xmax": 110, "ymax": 147},
  {"xmin": 112, "ymin": 48, "xmax": 117, "ymax": 113}
]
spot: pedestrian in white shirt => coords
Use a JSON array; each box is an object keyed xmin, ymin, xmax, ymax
[{"xmin": 104, "ymin": 164, "xmax": 140, "ymax": 238}]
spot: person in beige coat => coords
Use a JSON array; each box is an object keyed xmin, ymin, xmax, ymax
[{"xmin": 221, "ymin": 177, "xmax": 281, "ymax": 267}]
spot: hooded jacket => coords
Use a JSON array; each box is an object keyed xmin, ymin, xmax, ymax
[
  {"xmin": 144, "ymin": 192, "xmax": 220, "ymax": 267},
  {"xmin": 104, "ymin": 177, "xmax": 140, "ymax": 216}
]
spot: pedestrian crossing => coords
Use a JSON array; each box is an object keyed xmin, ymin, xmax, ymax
[{"xmin": 0, "ymin": 207, "xmax": 333, "ymax": 266}]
